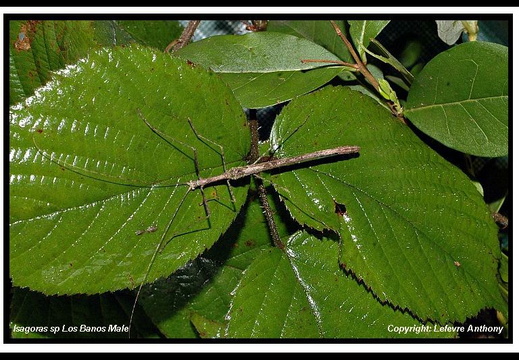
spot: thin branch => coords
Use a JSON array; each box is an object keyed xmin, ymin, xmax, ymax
[
  {"xmin": 248, "ymin": 110, "xmax": 260, "ymax": 161},
  {"xmin": 249, "ymin": 111, "xmax": 284, "ymax": 250},
  {"xmin": 256, "ymin": 179, "xmax": 284, "ymax": 250},
  {"xmin": 329, "ymin": 20, "xmax": 380, "ymax": 92},
  {"xmin": 165, "ymin": 20, "xmax": 201, "ymax": 53}
]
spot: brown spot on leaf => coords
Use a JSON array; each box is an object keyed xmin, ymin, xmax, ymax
[{"xmin": 14, "ymin": 20, "xmax": 40, "ymax": 51}]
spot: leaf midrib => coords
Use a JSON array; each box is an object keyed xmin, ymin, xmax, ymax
[{"xmin": 405, "ymin": 94, "xmax": 508, "ymax": 113}]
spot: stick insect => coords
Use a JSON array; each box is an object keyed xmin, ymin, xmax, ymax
[
  {"xmin": 127, "ymin": 111, "xmax": 360, "ymax": 336},
  {"xmin": 31, "ymin": 108, "xmax": 360, "ymax": 337}
]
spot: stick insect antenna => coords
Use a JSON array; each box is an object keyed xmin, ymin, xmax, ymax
[
  {"xmin": 32, "ymin": 134, "xmax": 180, "ymax": 189},
  {"xmin": 137, "ymin": 109, "xmax": 196, "ymax": 162}
]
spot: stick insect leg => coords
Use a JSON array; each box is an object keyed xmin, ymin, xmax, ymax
[
  {"xmin": 137, "ymin": 109, "xmax": 212, "ymax": 225},
  {"xmin": 269, "ymin": 115, "xmax": 310, "ymax": 160},
  {"xmin": 128, "ymin": 185, "xmax": 191, "ymax": 338},
  {"xmin": 190, "ymin": 143, "xmax": 212, "ymax": 227},
  {"xmin": 252, "ymin": 173, "xmax": 292, "ymax": 197},
  {"xmin": 186, "ymin": 118, "xmax": 237, "ymax": 208}
]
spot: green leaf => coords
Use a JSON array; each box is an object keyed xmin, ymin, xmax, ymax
[
  {"xmin": 92, "ymin": 20, "xmax": 136, "ymax": 46},
  {"xmin": 9, "ymin": 20, "xmax": 99, "ymax": 105},
  {"xmin": 269, "ymin": 86, "xmax": 505, "ymax": 322},
  {"xmin": 177, "ymin": 31, "xmax": 343, "ymax": 73},
  {"xmin": 405, "ymin": 41, "xmax": 508, "ymax": 157},
  {"xmin": 226, "ymin": 246, "xmax": 321, "ymax": 338},
  {"xmin": 218, "ymin": 67, "xmax": 345, "ymax": 109},
  {"xmin": 267, "ymin": 20, "xmax": 355, "ymax": 65},
  {"xmin": 498, "ymin": 253, "xmax": 508, "ymax": 285},
  {"xmin": 9, "ymin": 45, "xmax": 250, "ymax": 295},
  {"xmin": 190, "ymin": 312, "xmax": 225, "ymax": 339},
  {"xmin": 9, "ymin": 20, "xmax": 184, "ymax": 106},
  {"xmin": 226, "ymin": 231, "xmax": 455, "ymax": 338},
  {"xmin": 176, "ymin": 32, "xmax": 347, "ymax": 108},
  {"xmin": 348, "ymin": 20, "xmax": 390, "ymax": 62},
  {"xmin": 116, "ymin": 20, "xmax": 183, "ymax": 50}
]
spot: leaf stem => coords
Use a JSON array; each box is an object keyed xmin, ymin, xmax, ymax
[{"xmin": 330, "ymin": 21, "xmax": 406, "ymax": 122}]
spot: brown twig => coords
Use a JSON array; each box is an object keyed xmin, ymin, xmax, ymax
[
  {"xmin": 329, "ymin": 20, "xmax": 380, "ymax": 92},
  {"xmin": 256, "ymin": 179, "xmax": 284, "ymax": 250},
  {"xmin": 330, "ymin": 20, "xmax": 406, "ymax": 122},
  {"xmin": 165, "ymin": 20, "xmax": 201, "ymax": 53},
  {"xmin": 249, "ymin": 111, "xmax": 284, "ymax": 250},
  {"xmin": 493, "ymin": 212, "xmax": 509, "ymax": 229},
  {"xmin": 248, "ymin": 110, "xmax": 260, "ymax": 161}
]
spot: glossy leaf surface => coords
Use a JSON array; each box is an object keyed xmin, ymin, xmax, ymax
[
  {"xmin": 269, "ymin": 86, "xmax": 505, "ymax": 322},
  {"xmin": 405, "ymin": 41, "xmax": 508, "ymax": 157},
  {"xmin": 226, "ymin": 231, "xmax": 455, "ymax": 338},
  {"xmin": 176, "ymin": 31, "xmax": 347, "ymax": 108},
  {"xmin": 10, "ymin": 45, "xmax": 250, "ymax": 295}
]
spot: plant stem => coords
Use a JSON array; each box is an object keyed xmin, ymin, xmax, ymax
[
  {"xmin": 248, "ymin": 110, "xmax": 260, "ymax": 161},
  {"xmin": 165, "ymin": 20, "xmax": 201, "ymax": 52},
  {"xmin": 329, "ymin": 20, "xmax": 380, "ymax": 92},
  {"xmin": 249, "ymin": 111, "xmax": 284, "ymax": 250},
  {"xmin": 256, "ymin": 179, "xmax": 284, "ymax": 250}
]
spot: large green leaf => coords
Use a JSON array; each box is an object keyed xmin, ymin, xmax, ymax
[
  {"xmin": 218, "ymin": 67, "xmax": 345, "ymax": 109},
  {"xmin": 9, "ymin": 45, "xmax": 250, "ymax": 295},
  {"xmin": 225, "ymin": 231, "xmax": 455, "ymax": 338},
  {"xmin": 405, "ymin": 41, "xmax": 508, "ymax": 157},
  {"xmin": 176, "ymin": 32, "xmax": 347, "ymax": 108},
  {"xmin": 176, "ymin": 31, "xmax": 342, "ymax": 73},
  {"xmin": 137, "ymin": 258, "xmax": 242, "ymax": 338},
  {"xmin": 268, "ymin": 86, "xmax": 505, "ymax": 323}
]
